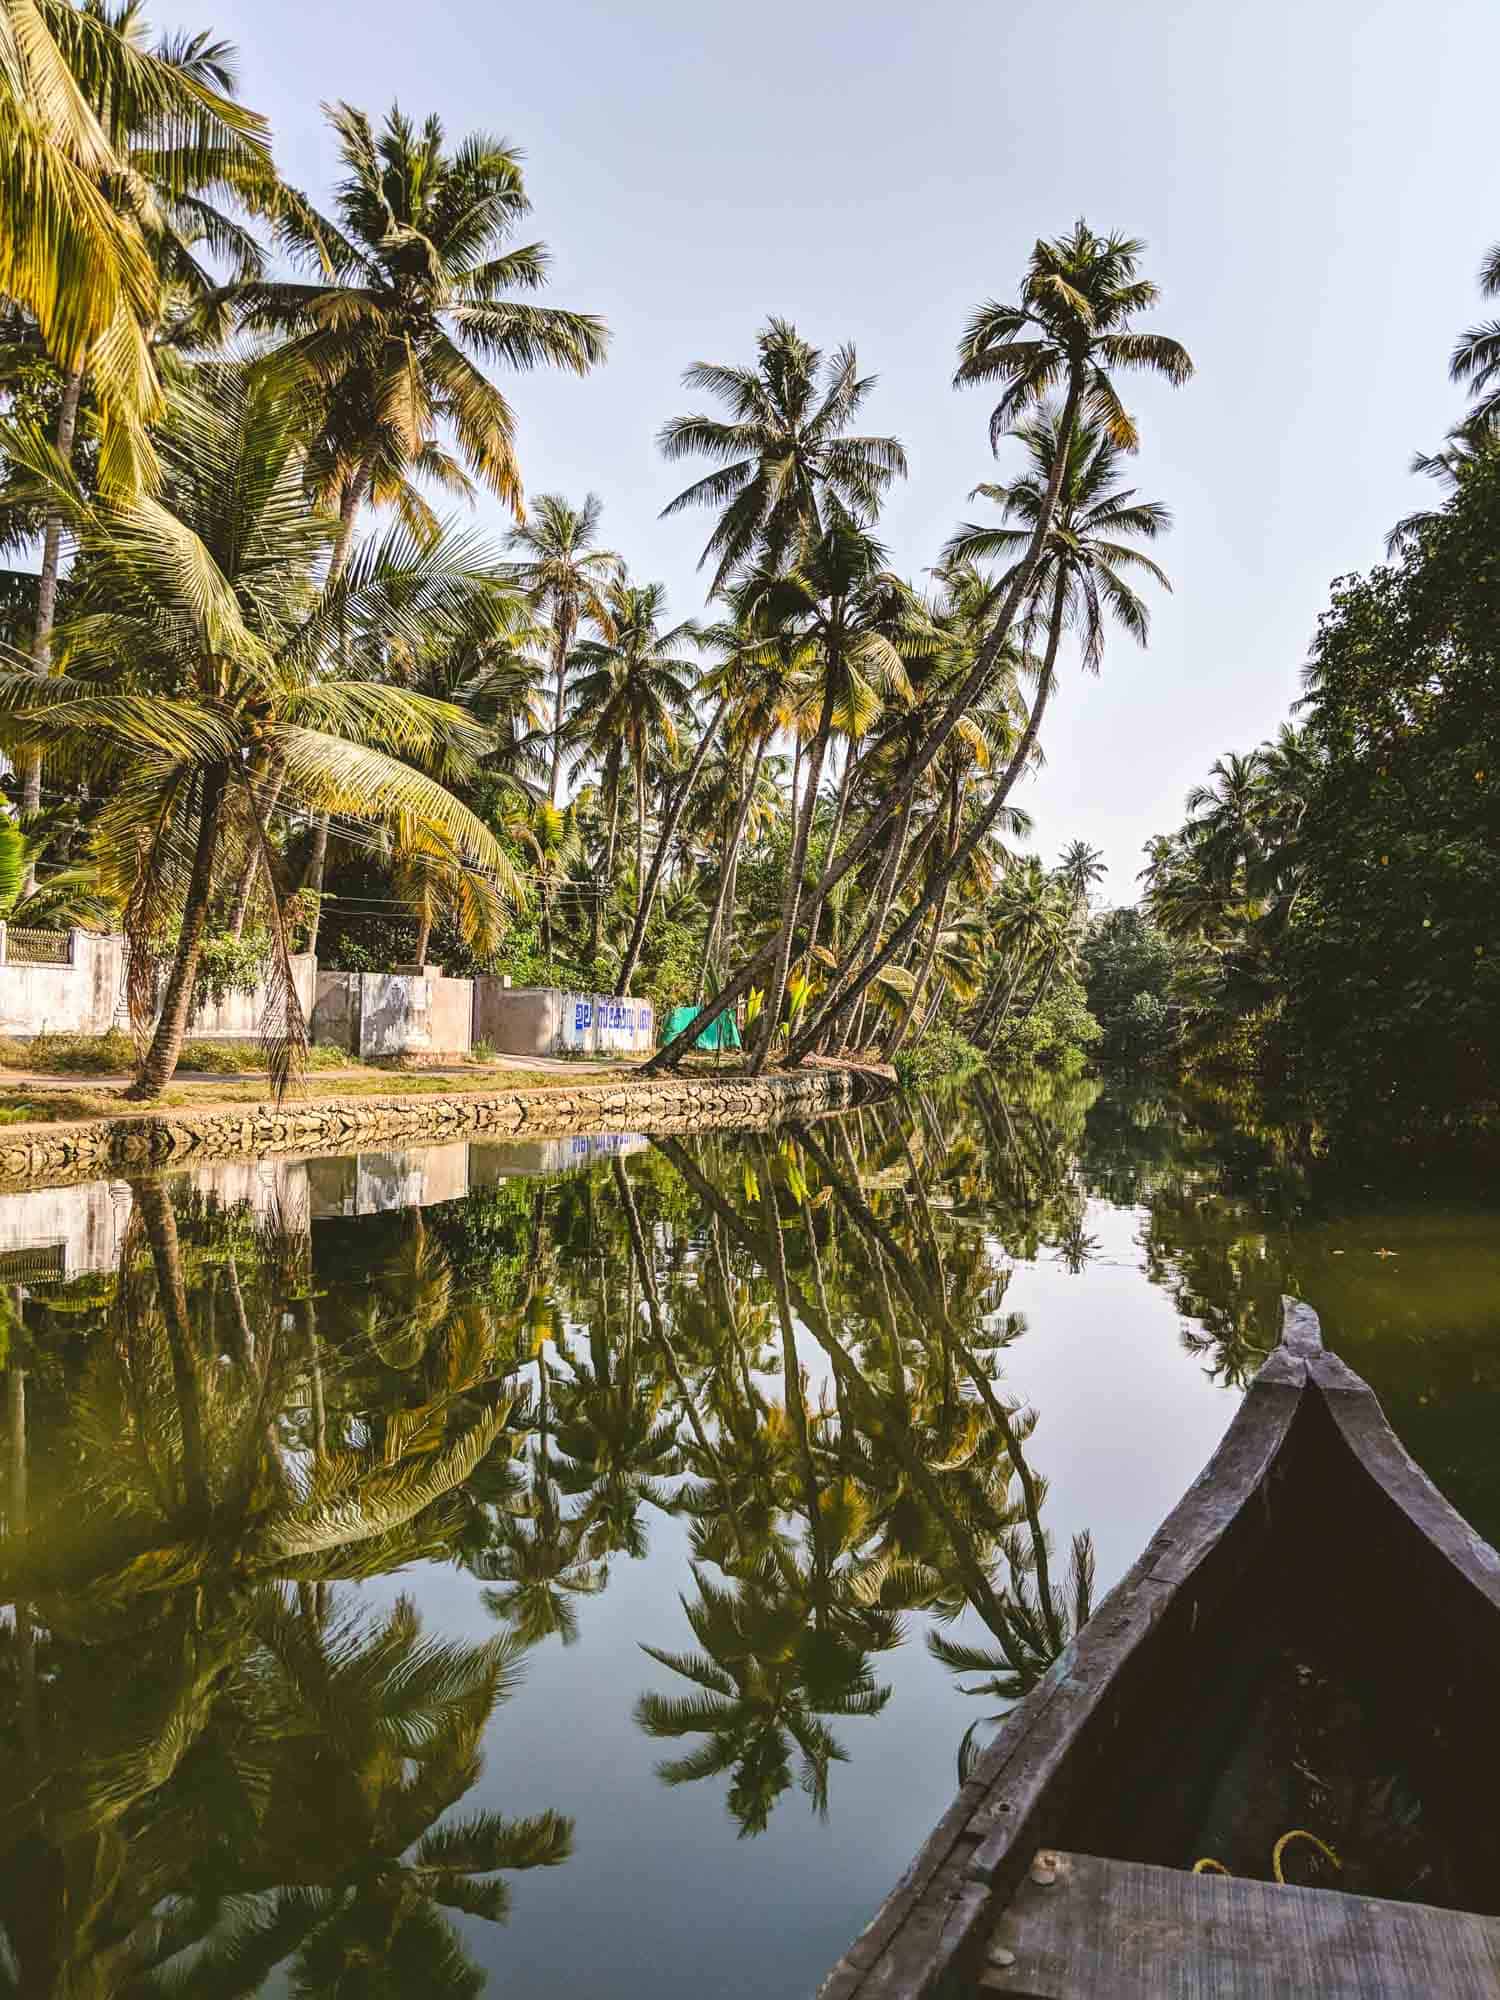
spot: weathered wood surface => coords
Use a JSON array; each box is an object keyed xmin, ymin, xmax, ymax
[
  {"xmin": 818, "ymin": 1297, "xmax": 1500, "ymax": 1999},
  {"xmin": 978, "ymin": 1850, "xmax": 1500, "ymax": 1998}
]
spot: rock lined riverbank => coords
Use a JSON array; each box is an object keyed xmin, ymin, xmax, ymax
[{"xmin": 0, "ymin": 1062, "xmax": 894, "ymax": 1189}]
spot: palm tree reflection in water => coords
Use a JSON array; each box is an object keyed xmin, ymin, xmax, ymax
[{"xmin": 0, "ymin": 1076, "xmax": 1311, "ymax": 1987}]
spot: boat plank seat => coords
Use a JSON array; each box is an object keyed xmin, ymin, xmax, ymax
[{"xmin": 977, "ymin": 1850, "xmax": 1500, "ymax": 1998}]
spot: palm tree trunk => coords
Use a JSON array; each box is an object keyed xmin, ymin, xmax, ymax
[
  {"xmin": 983, "ymin": 950, "xmax": 1032, "ymax": 1053},
  {"xmin": 889, "ymin": 774, "xmax": 961, "ymax": 1054},
  {"xmin": 644, "ymin": 374, "xmax": 1083, "ymax": 1078},
  {"xmin": 825, "ymin": 740, "xmax": 858, "ymax": 958},
  {"xmin": 633, "ymin": 752, "xmax": 646, "ymax": 932},
  {"xmin": 7, "ymin": 1352, "xmax": 38, "ymax": 1762},
  {"xmin": 413, "ymin": 902, "xmax": 433, "ymax": 969},
  {"xmin": 301, "ymin": 811, "xmax": 329, "ymax": 958},
  {"xmin": 20, "ymin": 365, "xmax": 86, "ymax": 894},
  {"xmin": 1014, "ymin": 941, "xmax": 1063, "ymax": 1026},
  {"xmin": 136, "ymin": 1177, "xmax": 209, "ymax": 1514},
  {"xmin": 301, "ymin": 468, "xmax": 370, "ymax": 958},
  {"xmin": 617, "ymin": 695, "xmax": 730, "ymax": 995},
  {"xmin": 753, "ymin": 667, "xmax": 838, "ymax": 1075},
  {"xmin": 602, "ymin": 754, "xmax": 622, "ymax": 886},
  {"xmin": 832, "ymin": 790, "xmax": 912, "ymax": 1055},
  {"xmin": 589, "ymin": 753, "xmax": 623, "ymax": 971},
  {"xmin": 227, "ymin": 757, "xmax": 285, "ymax": 941},
  {"xmin": 549, "ymin": 606, "xmax": 574, "ymax": 807},
  {"xmin": 788, "ymin": 561, "xmax": 1071, "ymax": 1064},
  {"xmin": 889, "ymin": 883, "xmax": 949, "ymax": 1055},
  {"xmin": 697, "ymin": 731, "xmax": 766, "ymax": 1003},
  {"xmin": 126, "ymin": 767, "xmax": 227, "ymax": 1100}
]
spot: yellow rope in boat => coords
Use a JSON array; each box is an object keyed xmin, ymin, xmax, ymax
[
  {"xmin": 1193, "ymin": 1831, "xmax": 1342, "ymax": 1883},
  {"xmin": 1272, "ymin": 1830, "xmax": 1342, "ymax": 1884}
]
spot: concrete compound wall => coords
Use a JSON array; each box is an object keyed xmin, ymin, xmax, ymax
[
  {"xmin": 472, "ymin": 983, "xmax": 655, "ymax": 1059},
  {"xmin": 187, "ymin": 954, "xmax": 317, "ymax": 1041},
  {"xmin": 312, "ymin": 967, "xmax": 474, "ymax": 1060},
  {"xmin": 0, "ymin": 943, "xmax": 644, "ymax": 1069},
  {"xmin": 0, "ymin": 932, "xmax": 315, "ymax": 1045},
  {"xmin": 0, "ymin": 931, "xmax": 123, "ymax": 1038}
]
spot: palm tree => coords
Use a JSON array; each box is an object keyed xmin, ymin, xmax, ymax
[
  {"xmin": 659, "ymin": 317, "xmax": 906, "ymax": 594},
  {"xmin": 0, "ymin": 364, "xmax": 517, "ymax": 1098},
  {"xmin": 10, "ymin": 4, "xmax": 275, "ymax": 890},
  {"xmin": 566, "ymin": 577, "xmax": 697, "ymax": 961},
  {"xmin": 1005, "ymin": 841, "xmax": 1105, "ymax": 1037},
  {"xmin": 650, "ymin": 222, "xmax": 1188, "ymax": 1074},
  {"xmin": 787, "ymin": 407, "xmax": 1177, "ymax": 1064},
  {"xmin": 0, "ymin": 0, "xmax": 269, "ymax": 487},
  {"xmin": 738, "ymin": 521, "xmax": 926, "ymax": 1069},
  {"xmin": 942, "ymin": 404, "xmax": 1171, "ymax": 761},
  {"xmin": 233, "ymin": 105, "xmax": 605, "ymax": 933},
  {"xmin": 1385, "ymin": 434, "xmax": 1483, "ymax": 556},
  {"xmin": 1450, "ymin": 239, "xmax": 1500, "ymax": 441},
  {"xmin": 236, "ymin": 104, "xmax": 608, "ymax": 575},
  {"xmin": 507, "ymin": 492, "xmax": 622, "ymax": 806}
]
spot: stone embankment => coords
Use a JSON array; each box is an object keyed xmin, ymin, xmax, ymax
[{"xmin": 0, "ymin": 1064, "xmax": 893, "ymax": 1189}]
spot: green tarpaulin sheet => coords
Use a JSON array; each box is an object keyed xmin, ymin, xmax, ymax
[{"xmin": 664, "ymin": 1005, "xmax": 741, "ymax": 1050}]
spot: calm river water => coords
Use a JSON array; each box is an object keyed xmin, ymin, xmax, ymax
[{"xmin": 1, "ymin": 1078, "xmax": 1497, "ymax": 1996}]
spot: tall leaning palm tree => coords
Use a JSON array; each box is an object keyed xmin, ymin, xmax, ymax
[
  {"xmin": 508, "ymin": 492, "xmax": 622, "ymax": 806},
  {"xmin": 783, "ymin": 238, "xmax": 1189, "ymax": 1067},
  {"xmin": 0, "ymin": 364, "xmax": 519, "ymax": 1100},
  {"xmin": 651, "ymin": 222, "xmax": 1189, "ymax": 1076}
]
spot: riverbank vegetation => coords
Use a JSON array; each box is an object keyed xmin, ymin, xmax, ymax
[
  {"xmin": 1117, "ymin": 253, "xmax": 1500, "ymax": 1149},
  {"xmin": 0, "ymin": 1, "xmax": 1187, "ymax": 1098}
]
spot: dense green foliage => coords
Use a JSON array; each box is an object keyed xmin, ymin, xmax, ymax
[
  {"xmin": 1081, "ymin": 907, "xmax": 1177, "ymax": 1063},
  {"xmin": 1138, "ymin": 434, "xmax": 1500, "ymax": 1143}
]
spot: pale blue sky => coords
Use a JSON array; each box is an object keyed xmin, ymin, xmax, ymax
[{"xmin": 210, "ymin": 0, "xmax": 1496, "ymax": 898}]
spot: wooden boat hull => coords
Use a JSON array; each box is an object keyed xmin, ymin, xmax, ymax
[{"xmin": 819, "ymin": 1300, "xmax": 1500, "ymax": 1999}]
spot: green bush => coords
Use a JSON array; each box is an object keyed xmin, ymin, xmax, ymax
[
  {"xmin": 990, "ymin": 965, "xmax": 1102, "ymax": 1077},
  {"xmin": 894, "ymin": 1026, "xmax": 984, "ymax": 1089}
]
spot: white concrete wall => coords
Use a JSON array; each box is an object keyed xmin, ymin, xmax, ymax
[
  {"xmin": 559, "ymin": 993, "xmax": 655, "ymax": 1057},
  {"xmin": 0, "ymin": 931, "xmax": 124, "ymax": 1038},
  {"xmin": 186, "ymin": 954, "xmax": 317, "ymax": 1040},
  {"xmin": 472, "ymin": 983, "xmax": 654, "ymax": 1058},
  {"xmin": 312, "ymin": 969, "xmax": 474, "ymax": 1059},
  {"xmin": 0, "ymin": 934, "xmax": 315, "ymax": 1044}
]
